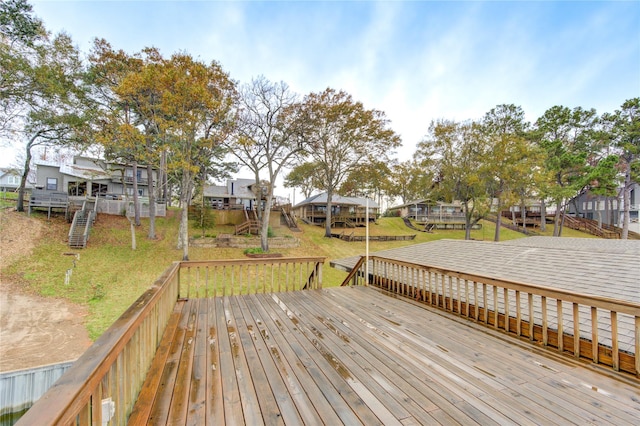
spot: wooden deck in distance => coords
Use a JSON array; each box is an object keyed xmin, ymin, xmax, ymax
[{"xmin": 129, "ymin": 286, "xmax": 640, "ymax": 425}]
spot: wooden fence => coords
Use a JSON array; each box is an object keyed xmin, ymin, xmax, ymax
[
  {"xmin": 17, "ymin": 257, "xmax": 325, "ymax": 425},
  {"xmin": 342, "ymin": 255, "xmax": 640, "ymax": 376}
]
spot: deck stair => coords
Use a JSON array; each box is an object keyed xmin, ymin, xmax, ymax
[
  {"xmin": 487, "ymin": 214, "xmax": 537, "ymax": 235},
  {"xmin": 68, "ymin": 201, "xmax": 97, "ymax": 248},
  {"xmin": 281, "ymin": 207, "xmax": 301, "ymax": 232},
  {"xmin": 561, "ymin": 215, "xmax": 640, "ymax": 239},
  {"xmin": 235, "ymin": 220, "xmax": 260, "ymax": 235},
  {"xmin": 402, "ymin": 216, "xmax": 430, "ymax": 232}
]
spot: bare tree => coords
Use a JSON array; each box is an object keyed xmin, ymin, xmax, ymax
[{"xmin": 226, "ymin": 76, "xmax": 305, "ymax": 251}]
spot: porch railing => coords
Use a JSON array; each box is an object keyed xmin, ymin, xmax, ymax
[
  {"xmin": 342, "ymin": 255, "xmax": 640, "ymax": 377},
  {"xmin": 179, "ymin": 257, "xmax": 325, "ymax": 298},
  {"xmin": 17, "ymin": 256, "xmax": 325, "ymax": 425}
]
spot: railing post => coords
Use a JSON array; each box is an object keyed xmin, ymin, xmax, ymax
[
  {"xmin": 557, "ymin": 299, "xmax": 563, "ymax": 353},
  {"xmin": 611, "ymin": 311, "xmax": 618, "ymax": 371},
  {"xmin": 573, "ymin": 303, "xmax": 580, "ymax": 358},
  {"xmin": 591, "ymin": 307, "xmax": 598, "ymax": 363}
]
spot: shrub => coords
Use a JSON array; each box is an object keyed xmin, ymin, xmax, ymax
[{"xmin": 244, "ymin": 247, "xmax": 267, "ymax": 255}]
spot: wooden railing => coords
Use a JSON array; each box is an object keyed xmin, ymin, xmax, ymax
[
  {"xmin": 342, "ymin": 255, "xmax": 640, "ymax": 376},
  {"xmin": 178, "ymin": 257, "xmax": 325, "ymax": 298},
  {"xmin": 563, "ymin": 215, "xmax": 620, "ymax": 238},
  {"xmin": 235, "ymin": 220, "xmax": 260, "ymax": 235},
  {"xmin": 17, "ymin": 257, "xmax": 326, "ymax": 425}
]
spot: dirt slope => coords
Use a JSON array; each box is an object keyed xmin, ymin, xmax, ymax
[{"xmin": 0, "ymin": 208, "xmax": 91, "ymax": 372}]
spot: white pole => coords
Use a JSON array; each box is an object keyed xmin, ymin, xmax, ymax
[{"xmin": 365, "ymin": 197, "xmax": 369, "ymax": 286}]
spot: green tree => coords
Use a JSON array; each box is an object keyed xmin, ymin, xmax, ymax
[
  {"xmin": 1, "ymin": 0, "xmax": 44, "ymax": 134},
  {"xmin": 481, "ymin": 104, "xmax": 534, "ymax": 241},
  {"xmin": 0, "ymin": 2, "xmax": 92, "ymax": 211},
  {"xmin": 386, "ymin": 159, "xmax": 434, "ymax": 205},
  {"xmin": 417, "ymin": 119, "xmax": 489, "ymax": 240},
  {"xmin": 533, "ymin": 106, "xmax": 597, "ymax": 236},
  {"xmin": 158, "ymin": 54, "xmax": 236, "ymax": 260},
  {"xmin": 284, "ymin": 162, "xmax": 321, "ymax": 200},
  {"xmin": 225, "ymin": 76, "xmax": 304, "ymax": 251},
  {"xmin": 89, "ymin": 41, "xmax": 165, "ymax": 234},
  {"xmin": 602, "ymin": 98, "xmax": 640, "ymax": 238},
  {"xmin": 339, "ymin": 159, "xmax": 393, "ymax": 207},
  {"xmin": 297, "ymin": 88, "xmax": 401, "ymax": 237}
]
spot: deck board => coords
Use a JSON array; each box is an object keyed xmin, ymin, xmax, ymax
[{"xmin": 130, "ymin": 286, "xmax": 640, "ymax": 425}]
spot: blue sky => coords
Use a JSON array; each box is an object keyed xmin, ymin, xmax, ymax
[{"xmin": 3, "ymin": 0, "xmax": 639, "ymax": 168}]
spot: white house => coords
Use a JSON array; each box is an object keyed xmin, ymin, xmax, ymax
[{"xmin": 0, "ymin": 168, "xmax": 22, "ymax": 192}]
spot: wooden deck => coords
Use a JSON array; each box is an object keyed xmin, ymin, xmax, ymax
[{"xmin": 129, "ymin": 286, "xmax": 640, "ymax": 425}]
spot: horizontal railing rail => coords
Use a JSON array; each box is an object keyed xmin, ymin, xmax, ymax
[
  {"xmin": 178, "ymin": 257, "xmax": 326, "ymax": 298},
  {"xmin": 342, "ymin": 255, "xmax": 640, "ymax": 376},
  {"xmin": 18, "ymin": 256, "xmax": 326, "ymax": 425}
]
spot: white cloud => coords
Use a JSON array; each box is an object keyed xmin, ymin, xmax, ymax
[{"xmin": 2, "ymin": 0, "xmax": 637, "ymax": 171}]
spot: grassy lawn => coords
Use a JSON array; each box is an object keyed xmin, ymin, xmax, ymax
[
  {"xmin": 0, "ymin": 191, "xmax": 18, "ymax": 209},
  {"xmin": 4, "ymin": 209, "xmax": 592, "ymax": 339}
]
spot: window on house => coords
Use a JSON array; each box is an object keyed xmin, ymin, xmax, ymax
[
  {"xmin": 126, "ymin": 187, "xmax": 144, "ymax": 196},
  {"xmin": 8, "ymin": 175, "xmax": 19, "ymax": 185},
  {"xmin": 46, "ymin": 178, "xmax": 57, "ymax": 191},
  {"xmin": 92, "ymin": 183, "xmax": 108, "ymax": 197},
  {"xmin": 68, "ymin": 181, "xmax": 86, "ymax": 196}
]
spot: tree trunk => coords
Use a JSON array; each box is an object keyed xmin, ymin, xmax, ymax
[
  {"xmin": 324, "ymin": 189, "xmax": 333, "ymax": 238},
  {"xmin": 494, "ymin": 198, "xmax": 502, "ymax": 242},
  {"xmin": 621, "ymin": 170, "xmax": 631, "ymax": 239},
  {"xmin": 130, "ymin": 217, "xmax": 137, "ymax": 250},
  {"xmin": 540, "ymin": 199, "xmax": 546, "ymax": 232},
  {"xmin": 553, "ymin": 198, "xmax": 562, "ymax": 237},
  {"xmin": 464, "ymin": 202, "xmax": 472, "ymax": 240},
  {"xmin": 521, "ymin": 202, "xmax": 527, "ymax": 232},
  {"xmin": 147, "ymin": 163, "xmax": 156, "ymax": 239},
  {"xmin": 261, "ymin": 187, "xmax": 272, "ymax": 252},
  {"xmin": 17, "ymin": 136, "xmax": 38, "ymax": 212},
  {"xmin": 177, "ymin": 172, "xmax": 192, "ymax": 260},
  {"xmin": 17, "ymin": 151, "xmax": 32, "ymax": 212},
  {"xmin": 132, "ymin": 162, "xmax": 141, "ymax": 226}
]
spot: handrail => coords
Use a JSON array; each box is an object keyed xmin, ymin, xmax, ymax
[
  {"xmin": 68, "ymin": 210, "xmax": 80, "ymax": 241},
  {"xmin": 179, "ymin": 257, "xmax": 326, "ymax": 298},
  {"xmin": 17, "ymin": 256, "xmax": 326, "ymax": 424},
  {"xmin": 342, "ymin": 255, "xmax": 640, "ymax": 376},
  {"xmin": 234, "ymin": 220, "xmax": 260, "ymax": 235}
]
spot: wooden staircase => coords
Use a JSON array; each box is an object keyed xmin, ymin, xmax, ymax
[
  {"xmin": 281, "ymin": 207, "xmax": 301, "ymax": 232},
  {"xmin": 562, "ymin": 215, "xmax": 640, "ymax": 239},
  {"xmin": 235, "ymin": 220, "xmax": 260, "ymax": 235},
  {"xmin": 68, "ymin": 201, "xmax": 97, "ymax": 248},
  {"xmin": 401, "ymin": 217, "xmax": 431, "ymax": 232}
]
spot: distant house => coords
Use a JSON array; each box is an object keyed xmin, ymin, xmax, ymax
[
  {"xmin": 0, "ymin": 168, "xmax": 22, "ymax": 192},
  {"xmin": 34, "ymin": 156, "xmax": 165, "ymax": 217},
  {"xmin": 202, "ymin": 178, "xmax": 260, "ymax": 210},
  {"xmin": 293, "ymin": 193, "xmax": 379, "ymax": 226},
  {"xmin": 35, "ymin": 156, "xmax": 158, "ymax": 198},
  {"xmin": 387, "ymin": 199, "xmax": 464, "ymax": 222},
  {"xmin": 567, "ymin": 184, "xmax": 640, "ymax": 233}
]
